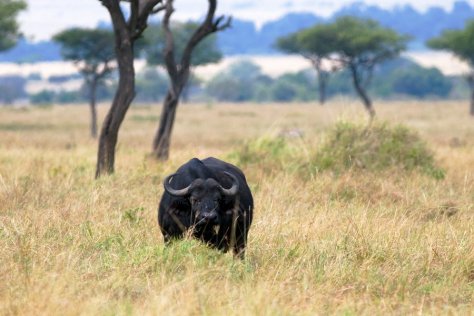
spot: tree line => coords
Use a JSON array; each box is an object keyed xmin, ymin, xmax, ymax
[
  {"xmin": 1, "ymin": 0, "xmax": 474, "ymax": 178},
  {"xmin": 21, "ymin": 57, "xmax": 457, "ymax": 105},
  {"xmin": 3, "ymin": 1, "xmax": 474, "ymax": 62},
  {"xmin": 276, "ymin": 16, "xmax": 474, "ymax": 118}
]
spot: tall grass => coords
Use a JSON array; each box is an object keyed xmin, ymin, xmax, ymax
[{"xmin": 0, "ymin": 101, "xmax": 473, "ymax": 314}]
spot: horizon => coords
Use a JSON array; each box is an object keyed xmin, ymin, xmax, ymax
[{"xmin": 19, "ymin": 0, "xmax": 474, "ymax": 42}]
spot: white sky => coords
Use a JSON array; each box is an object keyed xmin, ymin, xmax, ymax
[{"xmin": 19, "ymin": 0, "xmax": 474, "ymax": 41}]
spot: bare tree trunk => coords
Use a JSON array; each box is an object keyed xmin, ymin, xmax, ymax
[
  {"xmin": 153, "ymin": 89, "xmax": 180, "ymax": 160},
  {"xmin": 94, "ymin": 0, "xmax": 165, "ymax": 178},
  {"xmin": 317, "ymin": 69, "xmax": 328, "ymax": 105},
  {"xmin": 350, "ymin": 65, "xmax": 375, "ymax": 119},
  {"xmin": 150, "ymin": 0, "xmax": 230, "ymax": 161},
  {"xmin": 96, "ymin": 33, "xmax": 135, "ymax": 178},
  {"xmin": 89, "ymin": 78, "xmax": 98, "ymax": 138}
]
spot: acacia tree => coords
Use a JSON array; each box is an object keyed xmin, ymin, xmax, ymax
[
  {"xmin": 54, "ymin": 28, "xmax": 115, "ymax": 138},
  {"xmin": 152, "ymin": 0, "xmax": 230, "ymax": 160},
  {"xmin": 96, "ymin": 0, "xmax": 165, "ymax": 178},
  {"xmin": 276, "ymin": 27, "xmax": 334, "ymax": 105},
  {"xmin": 326, "ymin": 17, "xmax": 408, "ymax": 118},
  {"xmin": 0, "ymin": 0, "xmax": 26, "ymax": 52},
  {"xmin": 428, "ymin": 20, "xmax": 474, "ymax": 116}
]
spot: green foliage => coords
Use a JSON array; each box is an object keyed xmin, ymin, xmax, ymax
[
  {"xmin": 206, "ymin": 61, "xmax": 321, "ymax": 103},
  {"xmin": 277, "ymin": 16, "xmax": 409, "ymax": 110},
  {"xmin": 389, "ymin": 66, "xmax": 452, "ymax": 98},
  {"xmin": 0, "ymin": 0, "xmax": 26, "ymax": 52},
  {"xmin": 324, "ymin": 16, "xmax": 409, "ymax": 61},
  {"xmin": 143, "ymin": 22, "xmax": 222, "ymax": 67},
  {"xmin": 29, "ymin": 89, "xmax": 90, "ymax": 105},
  {"xmin": 29, "ymin": 90, "xmax": 55, "ymax": 105},
  {"xmin": 122, "ymin": 207, "xmax": 145, "ymax": 226},
  {"xmin": 227, "ymin": 136, "xmax": 304, "ymax": 175},
  {"xmin": 276, "ymin": 22, "xmax": 336, "ymax": 57},
  {"xmin": 321, "ymin": 57, "xmax": 454, "ymax": 100},
  {"xmin": 206, "ymin": 60, "xmax": 271, "ymax": 102},
  {"xmin": 135, "ymin": 68, "xmax": 169, "ymax": 102},
  {"xmin": 0, "ymin": 75, "xmax": 26, "ymax": 104},
  {"xmin": 326, "ymin": 69, "xmax": 353, "ymax": 97},
  {"xmin": 312, "ymin": 121, "xmax": 445, "ymax": 179},
  {"xmin": 228, "ymin": 121, "xmax": 444, "ymax": 180},
  {"xmin": 275, "ymin": 33, "xmax": 301, "ymax": 54},
  {"xmin": 427, "ymin": 20, "xmax": 474, "ymax": 66},
  {"xmin": 229, "ymin": 136, "xmax": 290, "ymax": 166},
  {"xmin": 56, "ymin": 90, "xmax": 83, "ymax": 104},
  {"xmin": 269, "ymin": 79, "xmax": 302, "ymax": 102},
  {"xmin": 270, "ymin": 71, "xmax": 317, "ymax": 102},
  {"xmin": 278, "ymin": 16, "xmax": 408, "ymax": 66},
  {"xmin": 53, "ymin": 28, "xmax": 115, "ymax": 67}
]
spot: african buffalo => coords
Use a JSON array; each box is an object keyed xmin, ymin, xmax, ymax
[{"xmin": 158, "ymin": 157, "xmax": 253, "ymax": 258}]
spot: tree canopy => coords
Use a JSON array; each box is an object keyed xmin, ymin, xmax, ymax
[
  {"xmin": 0, "ymin": 0, "xmax": 26, "ymax": 52},
  {"xmin": 427, "ymin": 20, "xmax": 474, "ymax": 66},
  {"xmin": 276, "ymin": 24, "xmax": 336, "ymax": 104},
  {"xmin": 324, "ymin": 17, "xmax": 408, "ymax": 67},
  {"xmin": 276, "ymin": 23, "xmax": 334, "ymax": 58},
  {"xmin": 292, "ymin": 16, "xmax": 408, "ymax": 116},
  {"xmin": 428, "ymin": 20, "xmax": 474, "ymax": 115},
  {"xmin": 53, "ymin": 28, "xmax": 116, "ymax": 73}
]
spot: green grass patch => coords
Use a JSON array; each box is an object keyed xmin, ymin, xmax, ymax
[
  {"xmin": 312, "ymin": 121, "xmax": 445, "ymax": 179},
  {"xmin": 227, "ymin": 136, "xmax": 302, "ymax": 175}
]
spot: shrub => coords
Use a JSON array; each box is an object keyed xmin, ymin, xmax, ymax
[
  {"xmin": 30, "ymin": 90, "xmax": 55, "ymax": 105},
  {"xmin": 312, "ymin": 121, "xmax": 445, "ymax": 179}
]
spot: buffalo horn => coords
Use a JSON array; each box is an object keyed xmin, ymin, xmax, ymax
[
  {"xmin": 163, "ymin": 173, "xmax": 192, "ymax": 196},
  {"xmin": 219, "ymin": 172, "xmax": 239, "ymax": 196}
]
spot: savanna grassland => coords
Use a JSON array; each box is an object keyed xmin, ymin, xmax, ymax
[{"xmin": 0, "ymin": 100, "xmax": 473, "ymax": 315}]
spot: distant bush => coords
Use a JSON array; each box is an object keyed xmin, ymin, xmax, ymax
[
  {"xmin": 30, "ymin": 90, "xmax": 55, "ymax": 105},
  {"xmin": 0, "ymin": 75, "xmax": 27, "ymax": 104},
  {"xmin": 48, "ymin": 74, "xmax": 81, "ymax": 83},
  {"xmin": 135, "ymin": 68, "xmax": 168, "ymax": 102},
  {"xmin": 206, "ymin": 60, "xmax": 273, "ymax": 102},
  {"xmin": 56, "ymin": 90, "xmax": 83, "ymax": 103},
  {"xmin": 389, "ymin": 66, "xmax": 452, "ymax": 98},
  {"xmin": 269, "ymin": 71, "xmax": 317, "ymax": 102},
  {"xmin": 312, "ymin": 121, "xmax": 445, "ymax": 179},
  {"xmin": 30, "ymin": 89, "xmax": 86, "ymax": 105}
]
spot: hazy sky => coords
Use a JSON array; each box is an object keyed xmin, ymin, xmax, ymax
[{"xmin": 19, "ymin": 0, "xmax": 474, "ymax": 41}]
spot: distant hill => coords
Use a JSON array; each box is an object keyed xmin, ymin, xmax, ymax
[
  {"xmin": 332, "ymin": 1, "xmax": 474, "ymax": 50},
  {"xmin": 1, "ymin": 1, "xmax": 473, "ymax": 62},
  {"xmin": 219, "ymin": 0, "xmax": 474, "ymax": 54},
  {"xmin": 0, "ymin": 39, "xmax": 60, "ymax": 63}
]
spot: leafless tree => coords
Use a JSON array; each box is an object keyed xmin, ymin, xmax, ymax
[
  {"xmin": 152, "ymin": 0, "xmax": 231, "ymax": 160},
  {"xmin": 96, "ymin": 0, "xmax": 165, "ymax": 178}
]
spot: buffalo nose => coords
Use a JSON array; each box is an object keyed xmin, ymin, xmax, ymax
[{"xmin": 198, "ymin": 212, "xmax": 217, "ymax": 223}]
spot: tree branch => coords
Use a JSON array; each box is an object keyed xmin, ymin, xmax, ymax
[
  {"xmin": 180, "ymin": 0, "xmax": 231, "ymax": 73},
  {"xmin": 128, "ymin": 0, "xmax": 140, "ymax": 36},
  {"xmin": 133, "ymin": 0, "xmax": 164, "ymax": 40},
  {"xmin": 162, "ymin": 0, "xmax": 179, "ymax": 91}
]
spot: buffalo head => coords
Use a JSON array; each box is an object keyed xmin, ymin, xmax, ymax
[{"xmin": 163, "ymin": 172, "xmax": 239, "ymax": 227}]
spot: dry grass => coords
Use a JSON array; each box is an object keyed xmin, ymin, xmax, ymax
[{"xmin": 0, "ymin": 100, "xmax": 473, "ymax": 315}]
